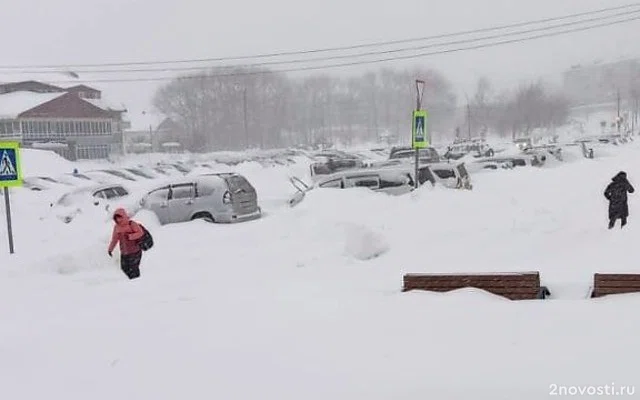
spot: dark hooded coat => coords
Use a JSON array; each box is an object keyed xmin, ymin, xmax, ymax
[{"xmin": 604, "ymin": 172, "xmax": 635, "ymax": 220}]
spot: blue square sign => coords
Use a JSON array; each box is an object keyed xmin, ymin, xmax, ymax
[{"xmin": 0, "ymin": 142, "xmax": 22, "ymax": 187}]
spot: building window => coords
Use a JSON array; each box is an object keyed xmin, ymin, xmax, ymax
[{"xmin": 76, "ymin": 144, "xmax": 110, "ymax": 160}]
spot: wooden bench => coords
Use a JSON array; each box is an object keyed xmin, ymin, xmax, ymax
[
  {"xmin": 402, "ymin": 271, "xmax": 550, "ymax": 300},
  {"xmin": 591, "ymin": 273, "xmax": 640, "ymax": 298}
]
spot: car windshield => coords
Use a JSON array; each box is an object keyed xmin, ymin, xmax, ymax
[
  {"xmin": 125, "ymin": 168, "xmax": 154, "ymax": 179},
  {"xmin": 433, "ymin": 169, "xmax": 456, "ymax": 179},
  {"xmin": 102, "ymin": 170, "xmax": 136, "ymax": 181}
]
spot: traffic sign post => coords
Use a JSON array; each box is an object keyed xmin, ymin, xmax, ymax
[
  {"xmin": 0, "ymin": 141, "xmax": 23, "ymax": 254},
  {"xmin": 412, "ymin": 80, "xmax": 427, "ymax": 189}
]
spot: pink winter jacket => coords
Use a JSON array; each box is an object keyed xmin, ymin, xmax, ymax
[{"xmin": 108, "ymin": 208, "xmax": 144, "ymax": 255}]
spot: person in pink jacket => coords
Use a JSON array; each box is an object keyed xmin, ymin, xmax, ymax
[{"xmin": 108, "ymin": 208, "xmax": 145, "ymax": 279}]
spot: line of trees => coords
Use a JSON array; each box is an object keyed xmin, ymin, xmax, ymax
[
  {"xmin": 153, "ymin": 67, "xmax": 458, "ymax": 151},
  {"xmin": 153, "ymin": 67, "xmax": 572, "ymax": 152},
  {"xmin": 464, "ymin": 78, "xmax": 571, "ymax": 140}
]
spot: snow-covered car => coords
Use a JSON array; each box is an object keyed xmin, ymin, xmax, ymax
[
  {"xmin": 54, "ymin": 172, "xmax": 99, "ymax": 187},
  {"xmin": 289, "ymin": 167, "xmax": 419, "ymax": 207},
  {"xmin": 122, "ymin": 167, "xmax": 158, "ymax": 180},
  {"xmin": 49, "ymin": 183, "xmax": 134, "ymax": 223},
  {"xmin": 309, "ymin": 157, "xmax": 367, "ymax": 182},
  {"xmin": 140, "ymin": 173, "xmax": 261, "ymax": 224},
  {"xmin": 467, "ymin": 158, "xmax": 514, "ymax": 172},
  {"xmin": 23, "ymin": 176, "xmax": 74, "ymax": 191},
  {"xmin": 443, "ymin": 142, "xmax": 495, "ymax": 160},
  {"xmin": 388, "ymin": 146, "xmax": 441, "ymax": 163},
  {"xmin": 428, "ymin": 162, "xmax": 473, "ymax": 190}
]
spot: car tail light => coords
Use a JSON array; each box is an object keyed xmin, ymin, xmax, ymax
[{"xmin": 223, "ymin": 190, "xmax": 232, "ymax": 204}]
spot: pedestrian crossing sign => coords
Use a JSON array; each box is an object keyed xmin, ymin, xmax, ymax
[
  {"xmin": 0, "ymin": 142, "xmax": 22, "ymax": 187},
  {"xmin": 412, "ymin": 110, "xmax": 428, "ymax": 149}
]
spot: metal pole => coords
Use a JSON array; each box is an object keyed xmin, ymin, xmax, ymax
[
  {"xmin": 467, "ymin": 102, "xmax": 472, "ymax": 139},
  {"xmin": 414, "ymin": 80, "xmax": 424, "ymax": 189},
  {"xmin": 3, "ymin": 186, "xmax": 14, "ymax": 254},
  {"xmin": 243, "ymin": 88, "xmax": 249, "ymax": 149},
  {"xmin": 617, "ymin": 89, "xmax": 621, "ymax": 133}
]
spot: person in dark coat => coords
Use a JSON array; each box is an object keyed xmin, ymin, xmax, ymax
[{"xmin": 604, "ymin": 171, "xmax": 635, "ymax": 229}]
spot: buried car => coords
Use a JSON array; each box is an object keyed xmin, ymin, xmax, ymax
[
  {"xmin": 139, "ymin": 173, "xmax": 261, "ymax": 225},
  {"xmin": 288, "ymin": 162, "xmax": 472, "ymax": 207},
  {"xmin": 49, "ymin": 183, "xmax": 134, "ymax": 223}
]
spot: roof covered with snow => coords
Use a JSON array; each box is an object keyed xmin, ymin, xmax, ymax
[
  {"xmin": 84, "ymin": 98, "xmax": 127, "ymax": 112},
  {"xmin": 0, "ymin": 91, "xmax": 65, "ymax": 119}
]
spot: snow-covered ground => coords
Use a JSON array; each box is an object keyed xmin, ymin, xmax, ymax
[{"xmin": 2, "ymin": 140, "xmax": 640, "ymax": 399}]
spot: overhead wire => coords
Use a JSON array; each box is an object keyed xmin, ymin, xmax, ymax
[
  {"xmin": 5, "ymin": 7, "xmax": 639, "ymax": 75},
  {"xmin": 0, "ymin": 2, "xmax": 638, "ymax": 71},
  {"xmin": 31, "ymin": 13, "xmax": 640, "ymax": 84}
]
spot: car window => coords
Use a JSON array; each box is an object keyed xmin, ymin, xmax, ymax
[
  {"xmin": 148, "ymin": 187, "xmax": 170, "ymax": 202},
  {"xmin": 379, "ymin": 173, "xmax": 409, "ymax": 188},
  {"xmin": 319, "ymin": 178, "xmax": 343, "ymax": 188},
  {"xmin": 346, "ymin": 175, "xmax": 379, "ymax": 189},
  {"xmin": 153, "ymin": 168, "xmax": 169, "ymax": 175},
  {"xmin": 172, "ymin": 164, "xmax": 190, "ymax": 173},
  {"xmin": 225, "ymin": 175, "xmax": 253, "ymax": 193},
  {"xmin": 113, "ymin": 186, "xmax": 129, "ymax": 196},
  {"xmin": 170, "ymin": 183, "xmax": 195, "ymax": 200},
  {"xmin": 96, "ymin": 188, "xmax": 119, "ymax": 199},
  {"xmin": 40, "ymin": 177, "xmax": 59, "ymax": 183},
  {"xmin": 433, "ymin": 169, "xmax": 456, "ymax": 179}
]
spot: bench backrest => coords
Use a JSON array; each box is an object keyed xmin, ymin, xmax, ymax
[
  {"xmin": 592, "ymin": 273, "xmax": 640, "ymax": 298},
  {"xmin": 403, "ymin": 272, "xmax": 541, "ymax": 300}
]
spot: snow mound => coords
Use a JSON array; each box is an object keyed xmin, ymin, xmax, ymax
[
  {"xmin": 342, "ymin": 223, "xmax": 389, "ymax": 261},
  {"xmin": 20, "ymin": 148, "xmax": 75, "ymax": 177}
]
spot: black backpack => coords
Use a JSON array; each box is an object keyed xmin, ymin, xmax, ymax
[{"xmin": 131, "ymin": 221, "xmax": 154, "ymax": 251}]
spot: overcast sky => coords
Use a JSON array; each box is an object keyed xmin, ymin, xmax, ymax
[{"xmin": 2, "ymin": 0, "xmax": 639, "ymax": 129}]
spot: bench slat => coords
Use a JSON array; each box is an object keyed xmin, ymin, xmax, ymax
[
  {"xmin": 594, "ymin": 274, "xmax": 640, "ymax": 281},
  {"xmin": 595, "ymin": 281, "xmax": 640, "ymax": 288},
  {"xmin": 593, "ymin": 287, "xmax": 640, "ymax": 296}
]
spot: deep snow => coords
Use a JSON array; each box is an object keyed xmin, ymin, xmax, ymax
[{"xmin": 2, "ymin": 141, "xmax": 640, "ymax": 399}]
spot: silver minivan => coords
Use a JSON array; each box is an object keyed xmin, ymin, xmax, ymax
[{"xmin": 140, "ymin": 173, "xmax": 261, "ymax": 224}]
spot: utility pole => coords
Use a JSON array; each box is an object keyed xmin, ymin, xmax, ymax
[
  {"xmin": 467, "ymin": 102, "xmax": 472, "ymax": 139},
  {"xmin": 414, "ymin": 79, "xmax": 425, "ymax": 189},
  {"xmin": 617, "ymin": 88, "xmax": 621, "ymax": 133},
  {"xmin": 243, "ymin": 88, "xmax": 249, "ymax": 149}
]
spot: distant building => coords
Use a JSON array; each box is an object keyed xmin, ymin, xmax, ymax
[
  {"xmin": 123, "ymin": 117, "xmax": 185, "ymax": 154},
  {"xmin": 0, "ymin": 79, "xmax": 127, "ymax": 160},
  {"xmin": 563, "ymin": 59, "xmax": 640, "ymax": 106}
]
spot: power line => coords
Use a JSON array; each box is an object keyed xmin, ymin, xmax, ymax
[
  {"xmin": 8, "ymin": 8, "xmax": 640, "ymax": 75},
  {"xmin": 39, "ymin": 14, "xmax": 640, "ymax": 84},
  {"xmin": 0, "ymin": 2, "xmax": 639, "ymax": 70}
]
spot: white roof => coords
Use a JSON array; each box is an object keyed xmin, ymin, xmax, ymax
[
  {"xmin": 0, "ymin": 91, "xmax": 65, "ymax": 119},
  {"xmin": 0, "ymin": 71, "xmax": 115, "ymax": 93},
  {"xmin": 84, "ymin": 98, "xmax": 126, "ymax": 112}
]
